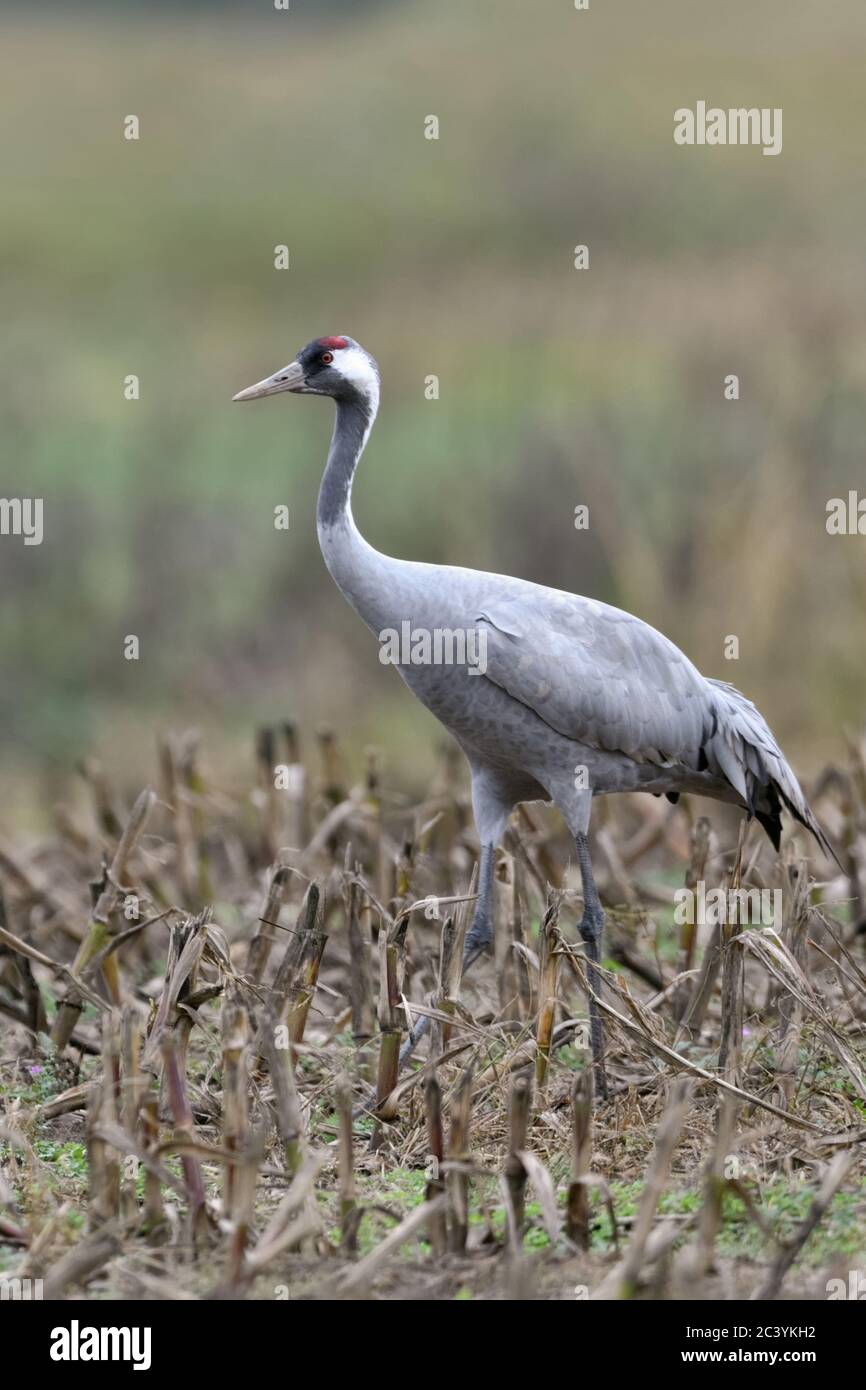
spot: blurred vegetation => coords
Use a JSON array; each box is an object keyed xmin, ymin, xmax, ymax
[{"xmin": 1, "ymin": 0, "xmax": 864, "ymax": 823}]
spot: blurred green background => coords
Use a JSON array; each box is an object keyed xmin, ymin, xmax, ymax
[{"xmin": 1, "ymin": 0, "xmax": 864, "ymax": 823}]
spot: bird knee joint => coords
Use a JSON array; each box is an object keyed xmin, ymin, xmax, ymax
[
  {"xmin": 579, "ymin": 907, "xmax": 604, "ymax": 944},
  {"xmin": 465, "ymin": 916, "xmax": 492, "ymax": 951}
]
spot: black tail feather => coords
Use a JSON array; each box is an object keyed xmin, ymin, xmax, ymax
[{"xmin": 754, "ymin": 783, "xmax": 782, "ymax": 852}]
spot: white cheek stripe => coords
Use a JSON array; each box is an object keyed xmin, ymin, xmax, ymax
[{"xmin": 335, "ymin": 346, "xmax": 380, "ymax": 414}]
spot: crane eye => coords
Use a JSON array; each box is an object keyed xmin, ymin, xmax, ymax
[{"xmin": 321, "ymin": 352, "xmax": 334, "ymax": 365}]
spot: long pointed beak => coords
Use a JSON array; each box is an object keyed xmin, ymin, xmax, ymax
[{"xmin": 232, "ymin": 359, "xmax": 305, "ymax": 401}]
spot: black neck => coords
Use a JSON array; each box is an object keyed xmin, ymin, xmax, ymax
[
  {"xmin": 315, "ymin": 386, "xmax": 403, "ymax": 636},
  {"xmin": 317, "ymin": 394, "xmax": 374, "ymax": 532}
]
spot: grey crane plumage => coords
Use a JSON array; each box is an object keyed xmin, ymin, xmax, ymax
[{"xmin": 234, "ymin": 334, "xmax": 835, "ymax": 1097}]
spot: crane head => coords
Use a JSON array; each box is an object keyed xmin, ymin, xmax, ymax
[{"xmin": 232, "ymin": 336, "xmax": 379, "ymax": 409}]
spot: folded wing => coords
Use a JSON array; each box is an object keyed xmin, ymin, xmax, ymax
[{"xmin": 476, "ymin": 591, "xmax": 711, "ymax": 767}]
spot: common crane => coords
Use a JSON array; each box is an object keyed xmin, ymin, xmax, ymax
[{"xmin": 234, "ymin": 335, "xmax": 835, "ymax": 1096}]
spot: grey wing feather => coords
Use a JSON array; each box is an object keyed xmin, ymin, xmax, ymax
[
  {"xmin": 705, "ymin": 679, "xmax": 841, "ymax": 865},
  {"xmin": 476, "ymin": 592, "xmax": 711, "ymax": 765},
  {"xmin": 474, "ymin": 589, "xmax": 838, "ymax": 864}
]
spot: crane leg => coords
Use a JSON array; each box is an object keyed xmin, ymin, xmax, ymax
[
  {"xmin": 575, "ymin": 831, "xmax": 608, "ymax": 1100},
  {"xmin": 463, "ymin": 842, "xmax": 496, "ymax": 968}
]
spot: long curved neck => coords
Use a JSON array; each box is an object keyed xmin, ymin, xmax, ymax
[
  {"xmin": 316, "ymin": 391, "xmax": 402, "ymax": 633},
  {"xmin": 317, "ymin": 393, "xmax": 374, "ymax": 532}
]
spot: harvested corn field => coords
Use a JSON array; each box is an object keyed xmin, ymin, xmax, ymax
[{"xmin": 1, "ymin": 727, "xmax": 865, "ymax": 1301}]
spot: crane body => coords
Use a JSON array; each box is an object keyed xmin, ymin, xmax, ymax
[{"xmin": 234, "ymin": 335, "xmax": 834, "ymax": 1095}]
